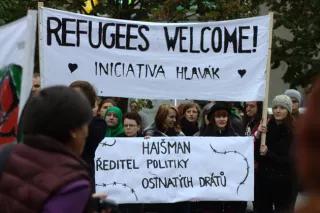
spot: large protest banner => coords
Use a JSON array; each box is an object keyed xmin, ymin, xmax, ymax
[
  {"xmin": 95, "ymin": 136, "xmax": 254, "ymax": 203},
  {"xmin": 39, "ymin": 7, "xmax": 270, "ymax": 101},
  {"xmin": 0, "ymin": 11, "xmax": 37, "ymax": 144}
]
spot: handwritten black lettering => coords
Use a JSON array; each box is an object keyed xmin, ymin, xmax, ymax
[
  {"xmin": 146, "ymin": 159, "xmax": 189, "ymax": 169},
  {"xmin": 142, "ymin": 139, "xmax": 191, "ymax": 155},
  {"xmin": 199, "ymin": 172, "xmax": 227, "ymax": 187},
  {"xmin": 95, "ymin": 158, "xmax": 139, "ymax": 171},
  {"xmin": 142, "ymin": 175, "xmax": 193, "ymax": 189},
  {"xmin": 164, "ymin": 25, "xmax": 258, "ymax": 54},
  {"xmin": 95, "ymin": 61, "xmax": 166, "ymax": 79},
  {"xmin": 46, "ymin": 16, "xmax": 150, "ymax": 51},
  {"xmin": 176, "ymin": 66, "xmax": 220, "ymax": 80}
]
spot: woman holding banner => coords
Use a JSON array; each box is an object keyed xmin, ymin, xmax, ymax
[
  {"xmin": 242, "ymin": 101, "xmax": 263, "ymax": 211},
  {"xmin": 123, "ymin": 112, "xmax": 143, "ymax": 137},
  {"xmin": 255, "ymin": 95, "xmax": 297, "ymax": 213},
  {"xmin": 199, "ymin": 101, "xmax": 246, "ymax": 213},
  {"xmin": 118, "ymin": 112, "xmax": 144, "ymax": 213},
  {"xmin": 143, "ymin": 104, "xmax": 187, "ymax": 213}
]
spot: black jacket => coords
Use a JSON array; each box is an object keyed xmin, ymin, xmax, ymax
[
  {"xmin": 81, "ymin": 116, "xmax": 107, "ymax": 185},
  {"xmin": 257, "ymin": 118, "xmax": 294, "ymax": 178},
  {"xmin": 180, "ymin": 117, "xmax": 199, "ymax": 136},
  {"xmin": 200, "ymin": 124, "xmax": 238, "ymax": 137}
]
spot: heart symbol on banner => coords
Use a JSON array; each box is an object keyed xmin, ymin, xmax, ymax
[
  {"xmin": 238, "ymin": 69, "xmax": 246, "ymax": 78},
  {"xmin": 68, "ymin": 63, "xmax": 78, "ymax": 73}
]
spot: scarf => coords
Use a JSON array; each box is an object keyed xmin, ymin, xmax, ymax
[{"xmin": 104, "ymin": 106, "xmax": 124, "ymax": 137}]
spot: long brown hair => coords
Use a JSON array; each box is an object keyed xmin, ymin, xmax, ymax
[{"xmin": 155, "ymin": 104, "xmax": 180, "ymax": 133}]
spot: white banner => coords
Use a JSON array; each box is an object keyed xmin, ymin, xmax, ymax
[
  {"xmin": 40, "ymin": 7, "xmax": 270, "ymax": 101},
  {"xmin": 0, "ymin": 11, "xmax": 37, "ymax": 144},
  {"xmin": 95, "ymin": 136, "xmax": 254, "ymax": 203}
]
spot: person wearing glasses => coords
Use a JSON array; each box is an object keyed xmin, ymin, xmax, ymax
[
  {"xmin": 119, "ymin": 112, "xmax": 144, "ymax": 213},
  {"xmin": 123, "ymin": 112, "xmax": 143, "ymax": 137}
]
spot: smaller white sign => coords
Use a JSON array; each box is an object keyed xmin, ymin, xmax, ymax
[{"xmin": 95, "ymin": 136, "xmax": 254, "ymax": 203}]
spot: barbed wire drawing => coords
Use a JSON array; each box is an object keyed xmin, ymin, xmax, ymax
[
  {"xmin": 96, "ymin": 181, "xmax": 139, "ymax": 201},
  {"xmin": 209, "ymin": 144, "xmax": 250, "ymax": 195}
]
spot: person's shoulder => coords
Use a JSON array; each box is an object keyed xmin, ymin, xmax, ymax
[
  {"xmin": 116, "ymin": 132, "xmax": 126, "ymax": 137},
  {"xmin": 143, "ymin": 123, "xmax": 156, "ymax": 136},
  {"xmin": 177, "ymin": 131, "xmax": 185, "ymax": 136},
  {"xmin": 43, "ymin": 179, "xmax": 91, "ymax": 212},
  {"xmin": 90, "ymin": 116, "xmax": 107, "ymax": 128}
]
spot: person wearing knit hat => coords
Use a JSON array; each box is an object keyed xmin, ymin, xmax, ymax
[
  {"xmin": 254, "ymin": 94, "xmax": 297, "ymax": 213},
  {"xmin": 272, "ymin": 94, "xmax": 293, "ymax": 114},
  {"xmin": 284, "ymin": 89, "xmax": 302, "ymax": 119}
]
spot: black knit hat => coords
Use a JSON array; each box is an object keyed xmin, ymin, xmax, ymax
[{"xmin": 207, "ymin": 102, "xmax": 230, "ymax": 121}]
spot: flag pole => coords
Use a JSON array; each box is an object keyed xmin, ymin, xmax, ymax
[{"xmin": 260, "ymin": 12, "xmax": 274, "ymax": 148}]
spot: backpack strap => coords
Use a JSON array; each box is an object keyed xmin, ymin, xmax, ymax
[{"xmin": 0, "ymin": 143, "xmax": 15, "ymax": 175}]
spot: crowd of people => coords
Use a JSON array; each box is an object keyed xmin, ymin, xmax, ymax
[{"xmin": 0, "ymin": 75, "xmax": 319, "ymax": 213}]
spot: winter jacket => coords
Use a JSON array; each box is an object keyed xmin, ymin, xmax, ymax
[
  {"xmin": 180, "ymin": 117, "xmax": 199, "ymax": 136},
  {"xmin": 257, "ymin": 118, "xmax": 294, "ymax": 178},
  {"xmin": 143, "ymin": 123, "xmax": 184, "ymax": 137},
  {"xmin": 200, "ymin": 124, "xmax": 238, "ymax": 137},
  {"xmin": 81, "ymin": 116, "xmax": 107, "ymax": 188},
  {"xmin": 0, "ymin": 134, "xmax": 91, "ymax": 213}
]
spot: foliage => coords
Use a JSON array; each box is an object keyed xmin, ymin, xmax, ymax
[
  {"xmin": 264, "ymin": 0, "xmax": 320, "ymax": 88},
  {"xmin": 0, "ymin": 0, "xmax": 86, "ymax": 25},
  {"xmin": 92, "ymin": 0, "xmax": 261, "ymax": 21}
]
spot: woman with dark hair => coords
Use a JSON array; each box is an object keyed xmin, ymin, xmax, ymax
[
  {"xmin": 70, "ymin": 80, "xmax": 97, "ymax": 109},
  {"xmin": 242, "ymin": 101, "xmax": 263, "ymax": 211},
  {"xmin": 201, "ymin": 102, "xmax": 238, "ymax": 137},
  {"xmin": 0, "ymin": 86, "xmax": 93, "ymax": 212},
  {"xmin": 180, "ymin": 102, "xmax": 200, "ymax": 136},
  {"xmin": 199, "ymin": 102, "xmax": 245, "ymax": 213},
  {"xmin": 104, "ymin": 106, "xmax": 125, "ymax": 137},
  {"xmin": 99, "ymin": 98, "xmax": 117, "ymax": 119},
  {"xmin": 196, "ymin": 102, "xmax": 215, "ymax": 136},
  {"xmin": 255, "ymin": 95, "xmax": 297, "ymax": 213},
  {"xmin": 243, "ymin": 101, "xmax": 263, "ymax": 136},
  {"xmin": 144, "ymin": 104, "xmax": 184, "ymax": 137},
  {"xmin": 295, "ymin": 77, "xmax": 320, "ymax": 213},
  {"xmin": 70, "ymin": 81, "xmax": 107, "ymax": 192}
]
